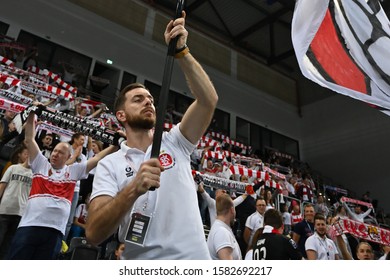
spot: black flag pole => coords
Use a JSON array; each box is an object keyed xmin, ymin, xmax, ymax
[{"xmin": 150, "ymin": 0, "xmax": 185, "ymax": 191}]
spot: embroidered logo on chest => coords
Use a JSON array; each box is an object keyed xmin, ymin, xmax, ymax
[
  {"xmin": 159, "ymin": 151, "xmax": 175, "ymax": 170},
  {"xmin": 125, "ymin": 166, "xmax": 134, "ymax": 177}
]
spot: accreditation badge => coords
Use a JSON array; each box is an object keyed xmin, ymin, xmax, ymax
[{"xmin": 124, "ymin": 212, "xmax": 151, "ymax": 246}]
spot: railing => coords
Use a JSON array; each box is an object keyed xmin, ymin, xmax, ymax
[{"xmin": 276, "ymin": 194, "xmax": 302, "ymax": 213}]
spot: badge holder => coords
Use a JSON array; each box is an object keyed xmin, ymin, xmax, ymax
[
  {"xmin": 125, "ymin": 212, "xmax": 152, "ymax": 246},
  {"xmin": 124, "ymin": 192, "xmax": 156, "ymax": 247}
]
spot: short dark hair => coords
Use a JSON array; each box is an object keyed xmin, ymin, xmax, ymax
[
  {"xmin": 114, "ymin": 83, "xmax": 147, "ymax": 113},
  {"xmin": 70, "ymin": 132, "xmax": 84, "ymax": 144},
  {"xmin": 304, "ymin": 203, "xmax": 314, "ymax": 210},
  {"xmin": 10, "ymin": 143, "xmax": 27, "ymax": 164},
  {"xmin": 264, "ymin": 209, "xmax": 283, "ymax": 229},
  {"xmin": 336, "ymin": 205, "xmax": 345, "ymax": 214},
  {"xmin": 314, "ymin": 213, "xmax": 326, "ymax": 223},
  {"xmin": 256, "ymin": 198, "xmax": 266, "ymax": 204}
]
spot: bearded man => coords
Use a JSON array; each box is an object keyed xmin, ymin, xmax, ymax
[{"xmin": 86, "ymin": 12, "xmax": 218, "ymax": 260}]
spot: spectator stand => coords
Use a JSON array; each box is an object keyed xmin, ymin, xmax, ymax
[{"xmin": 2, "ymin": 53, "xmax": 390, "ymax": 261}]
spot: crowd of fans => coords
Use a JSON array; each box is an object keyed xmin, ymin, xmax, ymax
[{"xmin": 0, "ymin": 37, "xmax": 389, "ymax": 260}]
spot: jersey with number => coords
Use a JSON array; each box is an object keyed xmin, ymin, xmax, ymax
[{"xmin": 253, "ymin": 233, "xmax": 302, "ymax": 260}]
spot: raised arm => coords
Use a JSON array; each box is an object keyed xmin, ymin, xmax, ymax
[
  {"xmin": 164, "ymin": 12, "xmax": 218, "ymax": 144},
  {"xmin": 66, "ymin": 146, "xmax": 83, "ymax": 166},
  {"xmin": 88, "ymin": 104, "xmax": 105, "ymax": 118},
  {"xmin": 342, "ymin": 201, "xmax": 358, "ymax": 221},
  {"xmin": 198, "ymin": 182, "xmax": 215, "ymax": 208},
  {"xmin": 177, "ymin": 53, "xmax": 218, "ymax": 144},
  {"xmin": 233, "ymin": 194, "xmax": 247, "ymax": 207},
  {"xmin": 42, "ymin": 99, "xmax": 56, "ymax": 107},
  {"xmin": 360, "ymin": 207, "xmax": 372, "ymax": 219},
  {"xmin": 24, "ymin": 111, "xmax": 40, "ymax": 162},
  {"xmin": 336, "ymin": 235, "xmax": 353, "ymax": 260},
  {"xmin": 85, "ymin": 145, "xmax": 118, "ymax": 174},
  {"xmin": 87, "ymin": 136, "xmax": 92, "ymax": 153}
]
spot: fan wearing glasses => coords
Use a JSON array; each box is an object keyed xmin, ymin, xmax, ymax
[{"xmin": 243, "ymin": 198, "xmax": 267, "ymax": 252}]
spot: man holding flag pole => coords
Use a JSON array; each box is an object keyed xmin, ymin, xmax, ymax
[{"xmin": 86, "ymin": 2, "xmax": 218, "ymax": 259}]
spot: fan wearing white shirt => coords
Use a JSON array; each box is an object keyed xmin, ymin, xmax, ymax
[
  {"xmin": 198, "ymin": 182, "xmax": 247, "ymax": 226},
  {"xmin": 305, "ymin": 214, "xmax": 339, "ymax": 260},
  {"xmin": 243, "ymin": 198, "xmax": 266, "ymax": 252},
  {"xmin": 207, "ymin": 193, "xmax": 242, "ymax": 260}
]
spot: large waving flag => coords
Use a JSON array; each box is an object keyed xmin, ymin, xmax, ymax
[{"xmin": 292, "ymin": 0, "xmax": 390, "ymax": 114}]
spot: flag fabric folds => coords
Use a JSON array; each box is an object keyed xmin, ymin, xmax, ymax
[{"xmin": 292, "ymin": 0, "xmax": 390, "ymax": 113}]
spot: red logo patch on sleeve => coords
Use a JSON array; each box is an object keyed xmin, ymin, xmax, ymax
[{"xmin": 159, "ymin": 152, "xmax": 175, "ymax": 170}]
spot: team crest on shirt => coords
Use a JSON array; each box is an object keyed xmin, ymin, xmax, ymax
[
  {"xmin": 48, "ymin": 169, "xmax": 69, "ymax": 179},
  {"xmin": 159, "ymin": 151, "xmax": 175, "ymax": 170}
]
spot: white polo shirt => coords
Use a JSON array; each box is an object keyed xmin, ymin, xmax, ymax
[
  {"xmin": 305, "ymin": 232, "xmax": 339, "ymax": 260},
  {"xmin": 207, "ymin": 219, "xmax": 242, "ymax": 260},
  {"xmin": 245, "ymin": 211, "xmax": 264, "ymax": 246},
  {"xmin": 92, "ymin": 124, "xmax": 210, "ymax": 259}
]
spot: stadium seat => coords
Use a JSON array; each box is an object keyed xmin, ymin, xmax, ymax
[{"xmin": 68, "ymin": 237, "xmax": 101, "ymax": 260}]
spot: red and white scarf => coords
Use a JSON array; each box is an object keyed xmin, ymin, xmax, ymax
[
  {"xmin": 28, "ymin": 66, "xmax": 77, "ymax": 94},
  {"xmin": 340, "ymin": 196, "xmax": 373, "ymax": 209},
  {"xmin": 0, "ymin": 97, "xmax": 26, "ymax": 113},
  {"xmin": 333, "ymin": 218, "xmax": 390, "ymax": 246}
]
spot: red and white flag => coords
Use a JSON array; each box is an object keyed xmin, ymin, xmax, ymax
[{"xmin": 292, "ymin": 0, "xmax": 390, "ymax": 113}]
